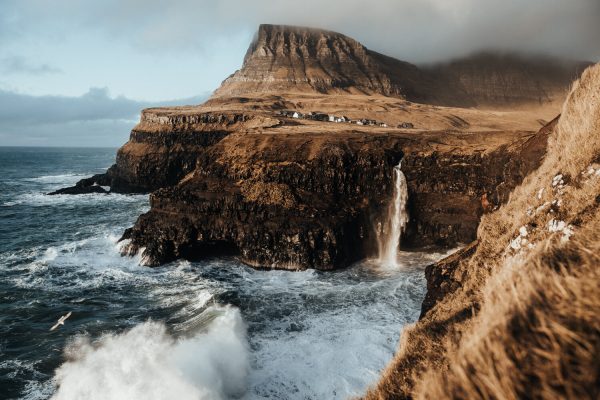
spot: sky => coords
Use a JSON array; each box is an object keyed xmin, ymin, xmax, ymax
[{"xmin": 1, "ymin": 0, "xmax": 599, "ymax": 147}]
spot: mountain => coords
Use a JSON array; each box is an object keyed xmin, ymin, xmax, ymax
[
  {"xmin": 214, "ymin": 24, "xmax": 587, "ymax": 108},
  {"xmin": 213, "ymin": 24, "xmax": 474, "ymax": 106},
  {"xmin": 428, "ymin": 52, "xmax": 592, "ymax": 106},
  {"xmin": 47, "ymin": 23, "xmax": 600, "ymax": 400}
]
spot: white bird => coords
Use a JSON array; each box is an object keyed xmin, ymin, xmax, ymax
[{"xmin": 50, "ymin": 312, "xmax": 72, "ymax": 331}]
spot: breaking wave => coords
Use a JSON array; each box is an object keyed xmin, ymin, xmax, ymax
[{"xmin": 51, "ymin": 307, "xmax": 249, "ymax": 400}]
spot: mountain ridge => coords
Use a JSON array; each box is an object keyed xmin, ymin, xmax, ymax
[
  {"xmin": 214, "ymin": 24, "xmax": 473, "ymax": 106},
  {"xmin": 214, "ymin": 24, "xmax": 588, "ymax": 108}
]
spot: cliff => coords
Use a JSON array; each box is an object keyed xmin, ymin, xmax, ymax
[
  {"xmin": 118, "ymin": 125, "xmax": 549, "ymax": 268},
  {"xmin": 52, "ymin": 24, "xmax": 580, "ymax": 270},
  {"xmin": 365, "ymin": 63, "xmax": 600, "ymax": 400}
]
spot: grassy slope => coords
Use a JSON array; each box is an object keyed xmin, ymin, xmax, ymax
[{"xmin": 365, "ymin": 63, "xmax": 600, "ymax": 399}]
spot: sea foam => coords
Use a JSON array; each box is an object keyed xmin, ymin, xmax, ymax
[{"xmin": 51, "ymin": 306, "xmax": 249, "ymax": 400}]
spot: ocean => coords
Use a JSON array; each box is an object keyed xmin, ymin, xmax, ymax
[{"xmin": 0, "ymin": 147, "xmax": 450, "ymax": 400}]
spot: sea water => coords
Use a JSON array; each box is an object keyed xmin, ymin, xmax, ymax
[{"xmin": 0, "ymin": 147, "xmax": 453, "ymax": 400}]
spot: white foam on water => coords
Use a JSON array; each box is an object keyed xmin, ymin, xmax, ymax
[
  {"xmin": 9, "ymin": 192, "xmax": 148, "ymax": 207},
  {"xmin": 25, "ymin": 174, "xmax": 89, "ymax": 184},
  {"xmin": 40, "ymin": 247, "xmax": 59, "ymax": 263},
  {"xmin": 1, "ymin": 359, "xmax": 54, "ymax": 400},
  {"xmin": 246, "ymin": 305, "xmax": 405, "ymax": 399},
  {"xmin": 3, "ymin": 194, "xmax": 456, "ymax": 400},
  {"xmin": 51, "ymin": 306, "xmax": 249, "ymax": 400},
  {"xmin": 8, "ymin": 233, "xmax": 151, "ymax": 291},
  {"xmin": 235, "ymin": 248, "xmax": 457, "ymax": 399},
  {"xmin": 0, "ymin": 359, "xmax": 45, "ymax": 381}
]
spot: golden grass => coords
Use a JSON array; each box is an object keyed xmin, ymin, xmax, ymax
[
  {"xmin": 365, "ymin": 63, "xmax": 600, "ymax": 400},
  {"xmin": 419, "ymin": 217, "xmax": 600, "ymax": 399}
]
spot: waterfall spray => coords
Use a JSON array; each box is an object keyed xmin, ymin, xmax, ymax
[{"xmin": 378, "ymin": 160, "xmax": 409, "ymax": 266}]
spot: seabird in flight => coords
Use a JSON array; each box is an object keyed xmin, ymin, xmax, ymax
[{"xmin": 50, "ymin": 312, "xmax": 72, "ymax": 331}]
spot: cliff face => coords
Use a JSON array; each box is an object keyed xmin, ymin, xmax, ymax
[
  {"xmin": 116, "ymin": 122, "xmax": 549, "ymax": 269},
  {"xmin": 102, "ymin": 112, "xmax": 249, "ymax": 192},
  {"xmin": 51, "ymin": 24, "xmax": 577, "ymax": 270},
  {"xmin": 365, "ymin": 63, "xmax": 600, "ymax": 400},
  {"xmin": 52, "ymin": 110, "xmax": 277, "ymax": 194},
  {"xmin": 121, "ymin": 135, "xmax": 400, "ymax": 269},
  {"xmin": 403, "ymin": 119, "xmax": 555, "ymax": 246}
]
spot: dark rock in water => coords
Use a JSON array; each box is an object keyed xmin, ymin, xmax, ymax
[
  {"xmin": 119, "ymin": 142, "xmax": 399, "ymax": 270},
  {"xmin": 49, "ymin": 185, "xmax": 108, "ymax": 195},
  {"xmin": 48, "ymin": 173, "xmax": 110, "ymax": 195}
]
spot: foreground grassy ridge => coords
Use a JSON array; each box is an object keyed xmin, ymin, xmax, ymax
[{"xmin": 366, "ymin": 63, "xmax": 600, "ymax": 399}]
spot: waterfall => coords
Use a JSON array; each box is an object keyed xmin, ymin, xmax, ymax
[{"xmin": 378, "ymin": 161, "xmax": 409, "ymax": 266}]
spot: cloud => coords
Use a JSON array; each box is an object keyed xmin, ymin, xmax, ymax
[
  {"xmin": 0, "ymin": 88, "xmax": 209, "ymax": 146},
  {"xmin": 0, "ymin": 56, "xmax": 62, "ymax": 75},
  {"xmin": 0, "ymin": 0, "xmax": 598, "ymax": 147},
  {"xmin": 2, "ymin": 0, "xmax": 598, "ymax": 63}
]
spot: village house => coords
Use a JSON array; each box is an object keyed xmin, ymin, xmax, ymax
[
  {"xmin": 398, "ymin": 122, "xmax": 415, "ymax": 129},
  {"xmin": 312, "ymin": 113, "xmax": 330, "ymax": 122},
  {"xmin": 275, "ymin": 110, "xmax": 388, "ymax": 128}
]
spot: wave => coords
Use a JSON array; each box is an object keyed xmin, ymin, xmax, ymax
[
  {"xmin": 6, "ymin": 192, "xmax": 148, "ymax": 207},
  {"xmin": 2, "ymin": 359, "xmax": 54, "ymax": 400},
  {"xmin": 50, "ymin": 306, "xmax": 249, "ymax": 400},
  {"xmin": 24, "ymin": 174, "xmax": 89, "ymax": 184},
  {"xmin": 5, "ymin": 233, "xmax": 146, "ymax": 291},
  {"xmin": 239, "ymin": 266, "xmax": 426, "ymax": 399}
]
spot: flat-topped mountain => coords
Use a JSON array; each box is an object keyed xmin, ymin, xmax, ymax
[
  {"xmin": 215, "ymin": 24, "xmax": 587, "ymax": 108},
  {"xmin": 214, "ymin": 24, "xmax": 473, "ymax": 106}
]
